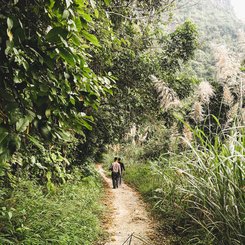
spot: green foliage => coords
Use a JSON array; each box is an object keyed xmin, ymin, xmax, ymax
[
  {"xmin": 0, "ymin": 167, "xmax": 104, "ymax": 244},
  {"xmin": 179, "ymin": 128, "xmax": 245, "ymax": 245},
  {"xmin": 140, "ymin": 123, "xmax": 170, "ymax": 160},
  {"xmin": 92, "ymin": 9, "xmax": 199, "ymax": 144},
  {"xmin": 124, "ymin": 163, "xmax": 161, "ymax": 199},
  {"xmin": 240, "ymin": 67, "xmax": 245, "ymax": 72},
  {"xmin": 163, "ymin": 20, "xmax": 199, "ymax": 71},
  {"xmin": 116, "ymin": 124, "xmax": 245, "ymax": 244},
  {"xmin": 1, "ymin": 1, "xmax": 242, "ymax": 244},
  {"xmin": 174, "ymin": 0, "xmax": 245, "ymax": 79},
  {"xmin": 0, "ymin": 0, "xmax": 114, "ymax": 182}
]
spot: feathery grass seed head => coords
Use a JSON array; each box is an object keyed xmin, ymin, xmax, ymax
[
  {"xmin": 183, "ymin": 124, "xmax": 193, "ymax": 143},
  {"xmin": 227, "ymin": 103, "xmax": 239, "ymax": 121},
  {"xmin": 192, "ymin": 101, "xmax": 204, "ymax": 123},
  {"xmin": 223, "ymin": 85, "xmax": 234, "ymax": 105},
  {"xmin": 197, "ymin": 81, "xmax": 214, "ymax": 104},
  {"xmin": 150, "ymin": 75, "xmax": 180, "ymax": 111}
]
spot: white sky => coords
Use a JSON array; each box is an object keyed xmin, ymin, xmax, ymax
[{"xmin": 230, "ymin": 0, "xmax": 245, "ymax": 21}]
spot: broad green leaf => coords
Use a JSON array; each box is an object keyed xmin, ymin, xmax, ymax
[
  {"xmin": 35, "ymin": 162, "xmax": 47, "ymax": 170},
  {"xmin": 63, "ymin": 157, "xmax": 70, "ymax": 165},
  {"xmin": 79, "ymin": 11, "xmax": 92, "ymax": 22},
  {"xmin": 94, "ymin": 9, "xmax": 99, "ymax": 18},
  {"xmin": 81, "ymin": 119, "xmax": 92, "ymax": 130},
  {"xmin": 7, "ymin": 30, "xmax": 13, "ymax": 41},
  {"xmin": 49, "ymin": 0, "xmax": 55, "ymax": 9},
  {"xmin": 30, "ymin": 156, "xmax": 36, "ymax": 164},
  {"xmin": 74, "ymin": 17, "xmax": 82, "ymax": 32},
  {"xmin": 83, "ymin": 115, "xmax": 94, "ymax": 122},
  {"xmin": 59, "ymin": 47, "xmax": 76, "ymax": 66},
  {"xmin": 62, "ymin": 9, "xmax": 70, "ymax": 19},
  {"xmin": 47, "ymin": 181, "xmax": 55, "ymax": 192},
  {"xmin": 104, "ymin": 0, "xmax": 111, "ymax": 6},
  {"xmin": 8, "ymin": 211, "xmax": 12, "ymax": 220},
  {"xmin": 46, "ymin": 171, "xmax": 51, "ymax": 181},
  {"xmin": 70, "ymin": 96, "xmax": 75, "ymax": 105},
  {"xmin": 0, "ymin": 128, "xmax": 8, "ymax": 145},
  {"xmin": 22, "ymin": 60, "xmax": 29, "ymax": 70},
  {"xmin": 51, "ymin": 153, "xmax": 57, "ymax": 161},
  {"xmin": 54, "ymin": 130, "xmax": 72, "ymax": 142},
  {"xmin": 55, "ymin": 165, "xmax": 61, "ymax": 173},
  {"xmin": 7, "ymin": 18, "xmax": 13, "ymax": 30},
  {"xmin": 46, "ymin": 27, "xmax": 68, "ymax": 43},
  {"xmin": 71, "ymin": 33, "xmax": 81, "ymax": 45},
  {"xmin": 27, "ymin": 135, "xmax": 45, "ymax": 152},
  {"xmin": 10, "ymin": 135, "xmax": 21, "ymax": 151},
  {"xmin": 45, "ymin": 109, "xmax": 51, "ymax": 117},
  {"xmin": 16, "ymin": 117, "xmax": 31, "ymax": 132},
  {"xmin": 75, "ymin": 0, "xmax": 84, "ymax": 8},
  {"xmin": 81, "ymin": 30, "xmax": 100, "ymax": 47},
  {"xmin": 40, "ymin": 126, "xmax": 51, "ymax": 138},
  {"xmin": 76, "ymin": 116, "xmax": 93, "ymax": 130},
  {"xmin": 5, "ymin": 40, "xmax": 14, "ymax": 54}
]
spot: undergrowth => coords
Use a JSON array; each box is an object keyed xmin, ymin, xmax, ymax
[{"xmin": 0, "ymin": 167, "xmax": 104, "ymax": 244}]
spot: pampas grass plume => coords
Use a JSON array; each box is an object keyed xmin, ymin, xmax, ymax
[
  {"xmin": 223, "ymin": 85, "xmax": 234, "ymax": 106},
  {"xmin": 192, "ymin": 101, "xmax": 204, "ymax": 123},
  {"xmin": 197, "ymin": 81, "xmax": 214, "ymax": 104},
  {"xmin": 183, "ymin": 124, "xmax": 193, "ymax": 143},
  {"xmin": 150, "ymin": 75, "xmax": 180, "ymax": 111}
]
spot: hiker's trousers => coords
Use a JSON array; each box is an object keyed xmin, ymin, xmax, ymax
[{"xmin": 112, "ymin": 172, "xmax": 119, "ymax": 188}]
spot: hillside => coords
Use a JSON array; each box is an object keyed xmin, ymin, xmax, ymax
[{"xmin": 172, "ymin": 0, "xmax": 245, "ymax": 79}]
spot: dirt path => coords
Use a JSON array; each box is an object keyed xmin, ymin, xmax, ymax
[{"xmin": 97, "ymin": 165, "xmax": 165, "ymax": 245}]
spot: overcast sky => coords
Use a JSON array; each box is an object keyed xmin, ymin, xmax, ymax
[{"xmin": 230, "ymin": 0, "xmax": 245, "ymax": 21}]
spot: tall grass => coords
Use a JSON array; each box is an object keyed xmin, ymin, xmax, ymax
[
  {"xmin": 113, "ymin": 126, "xmax": 245, "ymax": 244},
  {"xmin": 178, "ymin": 127, "xmax": 245, "ymax": 244},
  {"xmin": 0, "ymin": 167, "xmax": 104, "ymax": 244}
]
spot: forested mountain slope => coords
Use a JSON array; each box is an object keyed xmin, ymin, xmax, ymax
[{"xmin": 172, "ymin": 0, "xmax": 245, "ymax": 79}]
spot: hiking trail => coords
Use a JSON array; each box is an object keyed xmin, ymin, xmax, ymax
[{"xmin": 97, "ymin": 165, "xmax": 167, "ymax": 245}]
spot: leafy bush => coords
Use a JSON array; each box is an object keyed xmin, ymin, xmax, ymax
[{"xmin": 0, "ymin": 0, "xmax": 114, "ymax": 184}]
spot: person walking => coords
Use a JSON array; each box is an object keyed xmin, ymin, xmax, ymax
[
  {"xmin": 109, "ymin": 157, "xmax": 121, "ymax": 189},
  {"xmin": 118, "ymin": 157, "xmax": 125, "ymax": 185}
]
